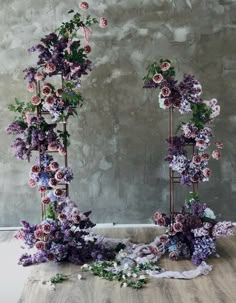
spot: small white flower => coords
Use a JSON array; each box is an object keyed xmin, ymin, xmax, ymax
[
  {"xmin": 84, "ymin": 235, "xmax": 95, "ymax": 242},
  {"xmin": 123, "ymin": 263, "xmax": 129, "ymax": 270},
  {"xmin": 114, "ymin": 262, "xmax": 118, "ymax": 268},
  {"xmin": 122, "ymin": 282, "xmax": 127, "ymax": 288},
  {"xmin": 139, "ymin": 275, "xmax": 146, "ymax": 280},
  {"xmin": 158, "ymin": 92, "xmax": 167, "ymax": 109},
  {"xmin": 81, "ymin": 264, "xmax": 89, "ymax": 270},
  {"xmin": 122, "ymin": 274, "xmax": 126, "ymax": 279},
  {"xmin": 132, "ymin": 273, "xmax": 137, "ymax": 278},
  {"xmin": 77, "ymin": 274, "xmax": 82, "ymax": 280},
  {"xmin": 127, "ymin": 272, "xmax": 131, "ymax": 277}
]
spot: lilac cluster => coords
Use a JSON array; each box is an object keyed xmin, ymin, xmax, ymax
[{"xmin": 154, "ymin": 196, "xmax": 235, "ymax": 265}]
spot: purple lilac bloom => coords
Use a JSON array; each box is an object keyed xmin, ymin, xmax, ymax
[{"xmin": 192, "ymin": 236, "xmax": 216, "ymax": 266}]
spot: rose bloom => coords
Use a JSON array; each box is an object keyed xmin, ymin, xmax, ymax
[
  {"xmin": 215, "ymin": 141, "xmax": 223, "ymax": 149},
  {"xmin": 202, "ymin": 167, "xmax": 212, "ymax": 178},
  {"xmin": 34, "ymin": 229, "xmax": 44, "ymax": 239},
  {"xmin": 175, "ymin": 213, "xmax": 184, "ymax": 223},
  {"xmin": 173, "ymin": 222, "xmax": 183, "ymax": 233},
  {"xmin": 169, "ymin": 251, "xmax": 178, "ymax": 261},
  {"xmin": 54, "ymin": 188, "xmax": 64, "ymax": 197},
  {"xmin": 212, "ymin": 150, "xmax": 221, "ymax": 160},
  {"xmin": 99, "ymin": 17, "xmax": 108, "ymax": 28},
  {"xmin": 192, "ymin": 155, "xmax": 202, "ymax": 165},
  {"xmin": 160, "ymin": 234, "xmax": 168, "ymax": 243},
  {"xmin": 154, "ymin": 211, "xmax": 162, "ymax": 222},
  {"xmin": 160, "ymin": 61, "xmax": 171, "ymax": 71},
  {"xmin": 161, "ymin": 86, "xmax": 171, "ymax": 97},
  {"xmin": 31, "ymin": 165, "xmax": 41, "ymax": 174},
  {"xmin": 156, "ymin": 217, "xmax": 166, "ymax": 226},
  {"xmin": 49, "ymin": 161, "xmax": 59, "ymax": 171},
  {"xmin": 34, "ymin": 72, "xmax": 44, "ymax": 81},
  {"xmin": 84, "ymin": 45, "xmax": 91, "ymax": 54},
  {"xmin": 45, "ymin": 95, "xmax": 54, "ymax": 106},
  {"xmin": 48, "ymin": 143, "xmax": 58, "ymax": 151},
  {"xmin": 79, "ymin": 1, "xmax": 89, "ymax": 10},
  {"xmin": 35, "ymin": 241, "xmax": 46, "ymax": 250},
  {"xmin": 27, "ymin": 82, "xmax": 36, "ymax": 92},
  {"xmin": 44, "ymin": 62, "xmax": 56, "ymax": 73},
  {"xmin": 42, "ymin": 224, "xmax": 51, "ymax": 234},
  {"xmin": 55, "ymin": 170, "xmax": 64, "ymax": 181},
  {"xmin": 164, "ymin": 99, "xmax": 171, "ymax": 108},
  {"xmin": 168, "ymin": 225, "xmax": 176, "ymax": 236},
  {"xmin": 28, "ymin": 179, "xmax": 37, "ymax": 187},
  {"xmin": 41, "ymin": 85, "xmax": 52, "ymax": 96},
  {"xmin": 196, "ymin": 139, "xmax": 205, "ymax": 148},
  {"xmin": 31, "ymin": 95, "xmax": 41, "ymax": 106},
  {"xmin": 41, "ymin": 197, "xmax": 50, "ymax": 205},
  {"xmin": 56, "ymin": 88, "xmax": 63, "ymax": 97},
  {"xmin": 58, "ymin": 213, "xmax": 67, "ymax": 222},
  {"xmin": 58, "ymin": 146, "xmax": 67, "ymax": 156},
  {"xmin": 203, "ymin": 222, "xmax": 213, "ymax": 229},
  {"xmin": 152, "ymin": 73, "xmax": 163, "ymax": 84},
  {"xmin": 48, "ymin": 178, "xmax": 57, "ymax": 188},
  {"xmin": 201, "ymin": 153, "xmax": 210, "ymax": 161},
  {"xmin": 72, "ymin": 214, "xmax": 81, "ymax": 224},
  {"xmin": 149, "ymin": 246, "xmax": 159, "ymax": 255},
  {"xmin": 47, "ymin": 253, "xmax": 55, "ymax": 261},
  {"xmin": 38, "ymin": 186, "xmax": 47, "ymax": 193}
]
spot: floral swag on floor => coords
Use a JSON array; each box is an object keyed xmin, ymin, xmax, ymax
[{"xmin": 6, "ymin": 3, "xmax": 235, "ymax": 290}]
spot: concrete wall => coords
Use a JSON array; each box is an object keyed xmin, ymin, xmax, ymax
[{"xmin": 1, "ymin": 0, "xmax": 236, "ymax": 226}]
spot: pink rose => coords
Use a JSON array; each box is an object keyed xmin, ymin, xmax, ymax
[
  {"xmin": 202, "ymin": 168, "xmax": 212, "ymax": 178},
  {"xmin": 175, "ymin": 213, "xmax": 184, "ymax": 223},
  {"xmin": 79, "ymin": 1, "xmax": 89, "ymax": 10},
  {"xmin": 31, "ymin": 165, "xmax": 41, "ymax": 174},
  {"xmin": 45, "ymin": 95, "xmax": 54, "ymax": 106},
  {"xmin": 161, "ymin": 86, "xmax": 171, "ymax": 97},
  {"xmin": 99, "ymin": 17, "xmax": 108, "ymax": 28},
  {"xmin": 160, "ymin": 234, "xmax": 168, "ymax": 243},
  {"xmin": 41, "ymin": 197, "xmax": 50, "ymax": 205},
  {"xmin": 54, "ymin": 188, "xmax": 64, "ymax": 197},
  {"xmin": 84, "ymin": 45, "xmax": 92, "ymax": 54},
  {"xmin": 56, "ymin": 88, "xmax": 63, "ymax": 97},
  {"xmin": 47, "ymin": 253, "xmax": 55, "ymax": 261},
  {"xmin": 42, "ymin": 85, "xmax": 52, "ymax": 96},
  {"xmin": 196, "ymin": 139, "xmax": 205, "ymax": 148},
  {"xmin": 28, "ymin": 179, "xmax": 37, "ymax": 187},
  {"xmin": 201, "ymin": 153, "xmax": 210, "ymax": 161},
  {"xmin": 215, "ymin": 141, "xmax": 223, "ymax": 149},
  {"xmin": 164, "ymin": 99, "xmax": 171, "ymax": 108},
  {"xmin": 38, "ymin": 186, "xmax": 47, "ymax": 193},
  {"xmin": 154, "ymin": 211, "xmax": 162, "ymax": 222},
  {"xmin": 173, "ymin": 222, "xmax": 183, "ymax": 233},
  {"xmin": 31, "ymin": 95, "xmax": 41, "ymax": 106},
  {"xmin": 58, "ymin": 213, "xmax": 67, "ymax": 222},
  {"xmin": 34, "ymin": 229, "xmax": 44, "ymax": 239},
  {"xmin": 44, "ymin": 62, "xmax": 56, "ymax": 73},
  {"xmin": 48, "ymin": 143, "xmax": 58, "ymax": 151},
  {"xmin": 192, "ymin": 155, "xmax": 202, "ymax": 165},
  {"xmin": 157, "ymin": 217, "xmax": 166, "ymax": 226},
  {"xmin": 160, "ymin": 61, "xmax": 171, "ymax": 71},
  {"xmin": 34, "ymin": 72, "xmax": 44, "ymax": 81},
  {"xmin": 58, "ymin": 146, "xmax": 67, "ymax": 156},
  {"xmin": 27, "ymin": 82, "xmax": 36, "ymax": 92},
  {"xmin": 212, "ymin": 150, "xmax": 221, "ymax": 160},
  {"xmin": 55, "ymin": 170, "xmax": 64, "ymax": 181},
  {"xmin": 42, "ymin": 224, "xmax": 51, "ymax": 234},
  {"xmin": 203, "ymin": 222, "xmax": 212, "ymax": 229},
  {"xmin": 72, "ymin": 215, "xmax": 81, "ymax": 224},
  {"xmin": 48, "ymin": 178, "xmax": 57, "ymax": 188},
  {"xmin": 168, "ymin": 225, "xmax": 176, "ymax": 236},
  {"xmin": 152, "ymin": 73, "xmax": 163, "ymax": 84},
  {"xmin": 35, "ymin": 241, "xmax": 45, "ymax": 250},
  {"xmin": 169, "ymin": 251, "xmax": 178, "ymax": 260},
  {"xmin": 49, "ymin": 162, "xmax": 59, "ymax": 171}
]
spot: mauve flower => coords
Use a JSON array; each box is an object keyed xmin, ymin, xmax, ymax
[
  {"xmin": 55, "ymin": 88, "xmax": 63, "ymax": 97},
  {"xmin": 41, "ymin": 197, "xmax": 50, "ymax": 205},
  {"xmin": 202, "ymin": 168, "xmax": 211, "ymax": 178},
  {"xmin": 27, "ymin": 82, "xmax": 36, "ymax": 92},
  {"xmin": 44, "ymin": 62, "xmax": 56, "ymax": 73},
  {"xmin": 45, "ymin": 95, "xmax": 54, "ymax": 106},
  {"xmin": 215, "ymin": 141, "xmax": 223, "ymax": 149},
  {"xmin": 55, "ymin": 170, "xmax": 64, "ymax": 181},
  {"xmin": 38, "ymin": 186, "xmax": 47, "ymax": 193},
  {"xmin": 212, "ymin": 150, "xmax": 221, "ymax": 160},
  {"xmin": 72, "ymin": 215, "xmax": 81, "ymax": 224},
  {"xmin": 164, "ymin": 99, "xmax": 171, "ymax": 108},
  {"xmin": 203, "ymin": 222, "xmax": 212, "ymax": 229},
  {"xmin": 47, "ymin": 253, "xmax": 55, "ymax": 261},
  {"xmin": 31, "ymin": 95, "xmax": 41, "ymax": 106},
  {"xmin": 34, "ymin": 72, "xmax": 44, "ymax": 81},
  {"xmin": 48, "ymin": 143, "xmax": 58, "ymax": 151},
  {"xmin": 156, "ymin": 217, "xmax": 166, "ymax": 226},
  {"xmin": 196, "ymin": 139, "xmax": 205, "ymax": 148},
  {"xmin": 175, "ymin": 213, "xmax": 184, "ymax": 223},
  {"xmin": 201, "ymin": 153, "xmax": 210, "ymax": 161},
  {"xmin": 84, "ymin": 45, "xmax": 91, "ymax": 54},
  {"xmin": 42, "ymin": 224, "xmax": 51, "ymax": 234},
  {"xmin": 34, "ymin": 229, "xmax": 44, "ymax": 239},
  {"xmin": 173, "ymin": 222, "xmax": 183, "ymax": 233},
  {"xmin": 54, "ymin": 188, "xmax": 64, "ymax": 197},
  {"xmin": 169, "ymin": 251, "xmax": 178, "ymax": 260},
  {"xmin": 79, "ymin": 1, "xmax": 89, "ymax": 10},
  {"xmin": 31, "ymin": 165, "xmax": 41, "ymax": 174},
  {"xmin": 35, "ymin": 241, "xmax": 46, "ymax": 250},
  {"xmin": 58, "ymin": 146, "xmax": 67, "ymax": 156},
  {"xmin": 99, "ymin": 17, "xmax": 108, "ymax": 28},
  {"xmin": 161, "ymin": 86, "xmax": 171, "ymax": 97},
  {"xmin": 168, "ymin": 225, "xmax": 176, "ymax": 236},
  {"xmin": 152, "ymin": 73, "xmax": 163, "ymax": 84},
  {"xmin": 49, "ymin": 162, "xmax": 59, "ymax": 171},
  {"xmin": 58, "ymin": 213, "xmax": 67, "ymax": 222},
  {"xmin": 160, "ymin": 61, "xmax": 171, "ymax": 71},
  {"xmin": 48, "ymin": 178, "xmax": 57, "ymax": 188},
  {"xmin": 154, "ymin": 211, "xmax": 162, "ymax": 222},
  {"xmin": 192, "ymin": 155, "xmax": 202, "ymax": 165},
  {"xmin": 160, "ymin": 234, "xmax": 168, "ymax": 243},
  {"xmin": 42, "ymin": 85, "xmax": 52, "ymax": 96},
  {"xmin": 28, "ymin": 179, "xmax": 37, "ymax": 187}
]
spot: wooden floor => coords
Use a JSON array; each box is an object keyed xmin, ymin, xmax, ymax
[{"xmin": 1, "ymin": 228, "xmax": 236, "ymax": 303}]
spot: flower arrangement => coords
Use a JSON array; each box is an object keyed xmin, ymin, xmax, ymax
[{"xmin": 144, "ymin": 59, "xmax": 235, "ymax": 264}]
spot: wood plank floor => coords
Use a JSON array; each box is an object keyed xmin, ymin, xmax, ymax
[{"xmin": 1, "ymin": 228, "xmax": 236, "ymax": 303}]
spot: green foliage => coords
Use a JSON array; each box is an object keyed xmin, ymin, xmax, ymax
[
  {"xmin": 46, "ymin": 204, "xmax": 56, "ymax": 220},
  {"xmin": 185, "ymin": 191, "xmax": 199, "ymax": 204},
  {"xmin": 50, "ymin": 273, "xmax": 68, "ymax": 284},
  {"xmin": 57, "ymin": 129, "xmax": 70, "ymax": 146},
  {"xmin": 143, "ymin": 59, "xmax": 175, "ymax": 84},
  {"xmin": 8, "ymin": 98, "xmax": 36, "ymax": 121}
]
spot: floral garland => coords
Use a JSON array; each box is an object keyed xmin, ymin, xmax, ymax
[
  {"xmin": 144, "ymin": 59, "xmax": 235, "ymax": 265},
  {"xmin": 8, "ymin": 4, "xmax": 115, "ymax": 266}
]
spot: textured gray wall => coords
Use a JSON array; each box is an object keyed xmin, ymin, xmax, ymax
[{"xmin": 1, "ymin": 0, "xmax": 236, "ymax": 226}]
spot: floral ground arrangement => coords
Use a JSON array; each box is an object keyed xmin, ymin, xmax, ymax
[{"xmin": 7, "ymin": 3, "xmax": 235, "ymax": 290}]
